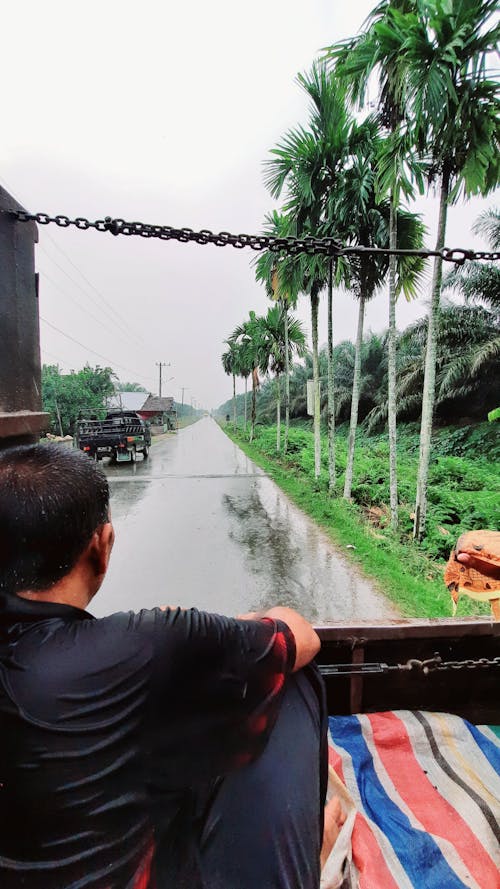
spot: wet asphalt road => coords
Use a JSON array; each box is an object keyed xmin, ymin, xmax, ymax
[{"xmin": 92, "ymin": 416, "xmax": 398, "ymax": 622}]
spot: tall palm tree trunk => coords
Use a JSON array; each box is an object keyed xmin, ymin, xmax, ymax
[
  {"xmin": 250, "ymin": 368, "xmax": 258, "ymax": 443},
  {"xmin": 232, "ymin": 373, "xmax": 236, "ymax": 430},
  {"xmin": 311, "ymin": 287, "xmax": 321, "ymax": 479},
  {"xmin": 283, "ymin": 303, "xmax": 290, "ymax": 454},
  {"xmin": 343, "ymin": 292, "xmax": 366, "ymax": 499},
  {"xmin": 276, "ymin": 373, "xmax": 281, "ymax": 452},
  {"xmin": 413, "ymin": 167, "xmax": 450, "ymax": 540},
  {"xmin": 244, "ymin": 377, "xmax": 248, "ymax": 429},
  {"xmin": 388, "ymin": 199, "xmax": 398, "ymax": 530},
  {"xmin": 327, "ymin": 259, "xmax": 336, "ymax": 493}
]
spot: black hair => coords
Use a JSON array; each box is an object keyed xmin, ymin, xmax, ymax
[{"xmin": 0, "ymin": 444, "xmax": 110, "ymax": 594}]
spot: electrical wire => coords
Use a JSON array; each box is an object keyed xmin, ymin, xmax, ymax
[
  {"xmin": 38, "ymin": 245, "xmax": 148, "ymax": 350},
  {"xmin": 40, "ymin": 316, "xmax": 155, "ymax": 385},
  {"xmin": 38, "ymin": 267, "xmax": 124, "ymax": 341},
  {"xmin": 0, "ymin": 174, "xmax": 150, "ymax": 353},
  {"xmin": 41, "ymin": 234, "xmax": 151, "ymax": 351}
]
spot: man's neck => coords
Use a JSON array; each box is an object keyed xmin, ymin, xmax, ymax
[{"xmin": 17, "ymin": 575, "xmax": 93, "ymax": 611}]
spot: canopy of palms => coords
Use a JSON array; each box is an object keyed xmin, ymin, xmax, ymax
[
  {"xmin": 325, "ymin": 0, "xmax": 499, "ymax": 536},
  {"xmin": 325, "ymin": 0, "xmax": 426, "ymax": 527}
]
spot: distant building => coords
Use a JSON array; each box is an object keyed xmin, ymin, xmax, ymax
[
  {"xmin": 139, "ymin": 396, "xmax": 177, "ymax": 432},
  {"xmin": 106, "ymin": 392, "xmax": 177, "ymax": 433}
]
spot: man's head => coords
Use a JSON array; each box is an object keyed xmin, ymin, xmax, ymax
[{"xmin": 0, "ymin": 443, "xmax": 113, "ymax": 601}]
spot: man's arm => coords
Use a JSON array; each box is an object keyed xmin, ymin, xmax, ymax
[{"xmin": 237, "ymin": 606, "xmax": 320, "ymax": 672}]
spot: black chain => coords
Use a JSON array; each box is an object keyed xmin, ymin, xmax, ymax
[
  {"xmin": 319, "ymin": 654, "xmax": 500, "ymax": 677},
  {"xmin": 10, "ymin": 210, "xmax": 500, "ymax": 265}
]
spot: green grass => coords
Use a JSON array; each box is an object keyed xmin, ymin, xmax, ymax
[{"xmin": 222, "ymin": 423, "xmax": 497, "ymax": 620}]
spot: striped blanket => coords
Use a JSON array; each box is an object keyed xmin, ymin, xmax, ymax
[{"xmin": 322, "ymin": 712, "xmax": 500, "ymax": 889}]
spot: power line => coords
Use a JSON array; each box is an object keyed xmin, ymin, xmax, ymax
[
  {"xmin": 40, "ymin": 347, "xmax": 66, "ymax": 365},
  {"xmin": 40, "ymin": 316, "xmax": 155, "ymax": 384},
  {"xmin": 42, "ymin": 231, "xmax": 150, "ymax": 351},
  {"xmin": 38, "ymin": 245, "xmax": 147, "ymax": 351},
  {"xmin": 38, "ymin": 266, "xmax": 122, "ymax": 341},
  {"xmin": 0, "ymin": 174, "xmax": 150, "ymax": 352}
]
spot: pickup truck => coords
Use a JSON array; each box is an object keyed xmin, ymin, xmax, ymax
[{"xmin": 76, "ymin": 410, "xmax": 151, "ymax": 463}]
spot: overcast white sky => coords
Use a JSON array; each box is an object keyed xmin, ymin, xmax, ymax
[{"xmin": 1, "ymin": 1, "xmax": 497, "ymax": 408}]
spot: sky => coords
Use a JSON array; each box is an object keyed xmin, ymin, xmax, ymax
[{"xmin": 1, "ymin": 0, "xmax": 497, "ymax": 409}]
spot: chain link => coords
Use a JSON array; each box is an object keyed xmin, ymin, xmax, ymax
[
  {"xmin": 320, "ymin": 654, "xmax": 500, "ymax": 677},
  {"xmin": 10, "ymin": 210, "xmax": 500, "ymax": 265}
]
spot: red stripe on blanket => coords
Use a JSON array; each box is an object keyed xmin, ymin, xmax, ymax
[
  {"xmin": 367, "ymin": 712, "xmax": 499, "ymax": 888},
  {"xmin": 354, "ymin": 814, "xmax": 401, "ymax": 889},
  {"xmin": 329, "ymin": 745, "xmax": 400, "ymax": 889}
]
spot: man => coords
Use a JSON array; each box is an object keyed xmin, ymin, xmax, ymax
[{"xmin": 0, "ymin": 444, "xmax": 341, "ymax": 889}]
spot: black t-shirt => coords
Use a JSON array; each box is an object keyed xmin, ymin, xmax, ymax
[{"xmin": 0, "ymin": 594, "xmax": 296, "ymax": 888}]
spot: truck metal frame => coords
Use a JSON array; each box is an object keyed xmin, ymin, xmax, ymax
[{"xmin": 76, "ymin": 411, "xmax": 151, "ymax": 463}]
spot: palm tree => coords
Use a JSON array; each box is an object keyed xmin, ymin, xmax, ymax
[
  {"xmin": 325, "ymin": 1, "xmax": 425, "ymax": 527},
  {"xmin": 236, "ymin": 341, "xmax": 253, "ymax": 431},
  {"xmin": 230, "ymin": 312, "xmax": 267, "ymax": 442},
  {"xmin": 254, "ymin": 211, "xmax": 303, "ymax": 454},
  {"xmin": 327, "ymin": 0, "xmax": 499, "ymax": 536},
  {"xmin": 329, "ymin": 124, "xmax": 425, "ymax": 501},
  {"xmin": 385, "ymin": 0, "xmax": 499, "ymax": 538},
  {"xmin": 257, "ymin": 304, "xmax": 307, "ymax": 451},
  {"xmin": 264, "ymin": 65, "xmax": 352, "ymax": 482},
  {"xmin": 221, "ymin": 341, "xmax": 240, "ymax": 430},
  {"xmin": 363, "ymin": 301, "xmax": 499, "ymax": 433},
  {"xmin": 443, "ymin": 208, "xmax": 500, "ymax": 313}
]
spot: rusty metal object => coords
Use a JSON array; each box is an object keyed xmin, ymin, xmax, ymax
[{"xmin": 0, "ymin": 189, "xmax": 49, "ymax": 448}]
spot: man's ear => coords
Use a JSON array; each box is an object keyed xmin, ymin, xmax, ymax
[{"xmin": 88, "ymin": 523, "xmax": 115, "ymax": 580}]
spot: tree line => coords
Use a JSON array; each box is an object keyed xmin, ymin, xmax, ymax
[
  {"xmin": 41, "ymin": 365, "xmax": 193, "ymax": 435},
  {"xmin": 220, "ymin": 0, "xmax": 499, "ymax": 540}
]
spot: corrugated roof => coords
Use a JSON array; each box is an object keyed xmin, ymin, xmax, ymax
[
  {"xmin": 141, "ymin": 395, "xmax": 175, "ymax": 413},
  {"xmin": 107, "ymin": 392, "xmax": 149, "ymax": 411}
]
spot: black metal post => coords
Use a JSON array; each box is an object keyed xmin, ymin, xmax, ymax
[{"xmin": 0, "ymin": 187, "xmax": 49, "ymax": 448}]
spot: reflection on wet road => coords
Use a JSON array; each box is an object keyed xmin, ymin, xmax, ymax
[{"xmin": 93, "ymin": 417, "xmax": 398, "ymax": 622}]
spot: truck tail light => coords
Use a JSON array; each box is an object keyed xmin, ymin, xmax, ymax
[{"xmin": 127, "ymin": 436, "xmax": 134, "ymax": 442}]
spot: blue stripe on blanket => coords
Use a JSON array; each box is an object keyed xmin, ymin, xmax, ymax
[
  {"xmin": 329, "ymin": 716, "xmax": 469, "ymax": 889},
  {"xmin": 466, "ymin": 722, "xmax": 500, "ymax": 772}
]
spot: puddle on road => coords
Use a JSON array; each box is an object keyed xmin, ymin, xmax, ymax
[
  {"xmin": 96, "ymin": 420, "xmax": 398, "ymax": 622},
  {"xmin": 223, "ymin": 476, "xmax": 398, "ymax": 623}
]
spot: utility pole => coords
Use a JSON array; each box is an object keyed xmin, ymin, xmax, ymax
[
  {"xmin": 180, "ymin": 387, "xmax": 189, "ymax": 415},
  {"xmin": 155, "ymin": 362, "xmax": 169, "ymax": 398}
]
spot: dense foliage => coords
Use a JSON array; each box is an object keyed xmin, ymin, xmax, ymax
[
  {"xmin": 42, "ymin": 365, "xmax": 198, "ymax": 434},
  {"xmin": 218, "ymin": 297, "xmax": 500, "ymax": 428},
  {"xmin": 242, "ymin": 422, "xmax": 499, "ymax": 567},
  {"xmin": 235, "ymin": 0, "xmax": 499, "ymax": 539},
  {"xmin": 42, "ymin": 364, "xmax": 116, "ymax": 435}
]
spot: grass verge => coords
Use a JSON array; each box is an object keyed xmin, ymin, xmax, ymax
[{"xmin": 223, "ymin": 426, "xmax": 487, "ymax": 620}]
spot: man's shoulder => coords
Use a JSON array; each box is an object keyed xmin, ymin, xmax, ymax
[{"xmin": 2, "ymin": 610, "xmax": 160, "ymax": 723}]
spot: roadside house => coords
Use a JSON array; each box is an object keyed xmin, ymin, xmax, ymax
[{"xmin": 106, "ymin": 393, "xmax": 177, "ymax": 433}]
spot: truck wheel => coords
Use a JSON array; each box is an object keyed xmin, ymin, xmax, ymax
[
  {"xmin": 130, "ymin": 448, "xmax": 136, "ymax": 463},
  {"xmin": 142, "ymin": 445, "xmax": 149, "ymax": 459}
]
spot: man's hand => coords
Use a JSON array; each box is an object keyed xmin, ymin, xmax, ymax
[{"xmin": 237, "ymin": 606, "xmax": 320, "ymax": 672}]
